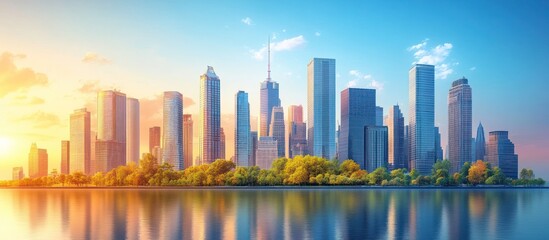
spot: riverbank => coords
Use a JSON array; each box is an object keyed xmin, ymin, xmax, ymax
[{"xmin": 1, "ymin": 185, "xmax": 547, "ymax": 190}]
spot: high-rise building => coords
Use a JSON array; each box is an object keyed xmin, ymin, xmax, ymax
[
  {"xmin": 70, "ymin": 108, "xmax": 91, "ymax": 174},
  {"xmin": 270, "ymin": 106, "xmax": 285, "ymax": 157},
  {"xmin": 386, "ymin": 105, "xmax": 406, "ymax": 170},
  {"xmin": 339, "ymin": 88, "xmax": 376, "ymax": 168},
  {"xmin": 475, "ymin": 122, "xmax": 486, "ymax": 161},
  {"xmin": 126, "ymin": 98, "xmax": 140, "ymax": 164},
  {"xmin": 149, "ymin": 126, "xmax": 161, "ymax": 154},
  {"xmin": 256, "ymin": 136, "xmax": 278, "ymax": 170},
  {"xmin": 435, "ymin": 126, "xmax": 444, "ymax": 161},
  {"xmin": 364, "ymin": 126, "xmax": 388, "ymax": 173},
  {"xmin": 61, "ymin": 140, "xmax": 70, "ymax": 174},
  {"xmin": 376, "ymin": 106, "xmax": 384, "ymax": 126},
  {"xmin": 235, "ymin": 91, "xmax": 251, "ymax": 167},
  {"xmin": 183, "ymin": 114, "xmax": 193, "ymax": 168},
  {"xmin": 409, "ymin": 64, "xmax": 435, "ymax": 175},
  {"xmin": 404, "ymin": 125, "xmax": 410, "ymax": 169},
  {"xmin": 28, "ymin": 143, "xmax": 48, "ymax": 178},
  {"xmin": 12, "ymin": 167, "xmax": 24, "ymax": 180},
  {"xmin": 448, "ymin": 77, "xmax": 472, "ymax": 173},
  {"xmin": 307, "ymin": 58, "xmax": 336, "ymax": 159},
  {"xmin": 471, "ymin": 137, "xmax": 476, "ymax": 162},
  {"xmin": 96, "ymin": 90, "xmax": 126, "ymax": 173},
  {"xmin": 162, "ymin": 91, "xmax": 183, "ymax": 170},
  {"xmin": 287, "ymin": 105, "xmax": 307, "ymax": 158},
  {"xmin": 250, "ymin": 131, "xmax": 258, "ymax": 166},
  {"xmin": 199, "ymin": 66, "xmax": 221, "ymax": 164},
  {"xmin": 90, "ymin": 131, "xmax": 96, "ymax": 172},
  {"xmin": 259, "ymin": 41, "xmax": 281, "ymax": 137},
  {"xmin": 220, "ymin": 127, "xmax": 226, "ymax": 160},
  {"xmin": 485, "ymin": 131, "xmax": 518, "ymax": 179}
]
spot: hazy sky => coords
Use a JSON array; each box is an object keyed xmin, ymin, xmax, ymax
[{"xmin": 0, "ymin": 1, "xmax": 548, "ymax": 180}]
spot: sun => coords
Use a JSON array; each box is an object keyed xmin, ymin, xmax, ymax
[{"xmin": 0, "ymin": 137, "xmax": 11, "ymax": 156}]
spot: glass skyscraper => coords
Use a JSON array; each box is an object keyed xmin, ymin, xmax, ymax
[
  {"xmin": 61, "ymin": 140, "xmax": 70, "ymax": 174},
  {"xmin": 485, "ymin": 131, "xmax": 518, "ymax": 179},
  {"xmin": 307, "ymin": 58, "xmax": 336, "ymax": 159},
  {"xmin": 126, "ymin": 98, "xmax": 140, "ymax": 165},
  {"xmin": 183, "ymin": 114, "xmax": 193, "ymax": 168},
  {"xmin": 259, "ymin": 80, "xmax": 280, "ymax": 137},
  {"xmin": 235, "ymin": 91, "xmax": 251, "ymax": 167},
  {"xmin": 386, "ymin": 105, "xmax": 406, "ymax": 170},
  {"xmin": 199, "ymin": 66, "xmax": 221, "ymax": 164},
  {"xmin": 256, "ymin": 136, "xmax": 278, "ymax": 170},
  {"xmin": 339, "ymin": 88, "xmax": 376, "ymax": 168},
  {"xmin": 375, "ymin": 106, "xmax": 384, "ymax": 126},
  {"xmin": 364, "ymin": 126, "xmax": 388, "ymax": 173},
  {"xmin": 70, "ymin": 108, "xmax": 90, "ymax": 174},
  {"xmin": 28, "ymin": 143, "xmax": 48, "ymax": 178},
  {"xmin": 475, "ymin": 122, "xmax": 486, "ymax": 161},
  {"xmin": 448, "ymin": 77, "xmax": 472, "ymax": 173},
  {"xmin": 162, "ymin": 91, "xmax": 184, "ymax": 170},
  {"xmin": 96, "ymin": 90, "xmax": 126, "ymax": 173},
  {"xmin": 288, "ymin": 105, "xmax": 307, "ymax": 158},
  {"xmin": 270, "ymin": 106, "xmax": 285, "ymax": 157},
  {"xmin": 409, "ymin": 64, "xmax": 435, "ymax": 175}
]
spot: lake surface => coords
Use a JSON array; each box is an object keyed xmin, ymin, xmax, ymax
[{"xmin": 0, "ymin": 187, "xmax": 547, "ymax": 240}]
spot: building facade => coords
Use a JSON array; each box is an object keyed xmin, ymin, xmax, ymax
[
  {"xmin": 256, "ymin": 136, "xmax": 278, "ymax": 170},
  {"xmin": 270, "ymin": 106, "xmax": 285, "ymax": 158},
  {"xmin": 287, "ymin": 105, "xmax": 307, "ymax": 158},
  {"xmin": 235, "ymin": 91, "xmax": 251, "ymax": 167},
  {"xmin": 126, "ymin": 98, "xmax": 140, "ymax": 165},
  {"xmin": 250, "ymin": 131, "xmax": 258, "ymax": 166},
  {"xmin": 485, "ymin": 131, "xmax": 518, "ymax": 179},
  {"xmin": 70, "ymin": 108, "xmax": 91, "ymax": 174},
  {"xmin": 475, "ymin": 122, "xmax": 486, "ymax": 161},
  {"xmin": 376, "ymin": 106, "xmax": 384, "ymax": 126},
  {"xmin": 149, "ymin": 126, "xmax": 161, "ymax": 154},
  {"xmin": 386, "ymin": 105, "xmax": 406, "ymax": 170},
  {"xmin": 12, "ymin": 167, "xmax": 24, "ymax": 180},
  {"xmin": 409, "ymin": 64, "xmax": 435, "ymax": 175},
  {"xmin": 435, "ymin": 126, "xmax": 444, "ymax": 161},
  {"xmin": 183, "ymin": 114, "xmax": 193, "ymax": 168},
  {"xmin": 162, "ymin": 91, "xmax": 184, "ymax": 170},
  {"xmin": 448, "ymin": 77, "xmax": 472, "ymax": 173},
  {"xmin": 199, "ymin": 66, "xmax": 221, "ymax": 164},
  {"xmin": 339, "ymin": 88, "xmax": 376, "ymax": 168},
  {"xmin": 96, "ymin": 90, "xmax": 126, "ymax": 173},
  {"xmin": 364, "ymin": 126, "xmax": 388, "ymax": 173},
  {"xmin": 307, "ymin": 58, "xmax": 336, "ymax": 159},
  {"xmin": 61, "ymin": 140, "xmax": 70, "ymax": 174},
  {"xmin": 28, "ymin": 143, "xmax": 48, "ymax": 178}
]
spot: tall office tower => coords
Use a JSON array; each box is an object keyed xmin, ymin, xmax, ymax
[
  {"xmin": 70, "ymin": 108, "xmax": 91, "ymax": 174},
  {"xmin": 149, "ymin": 126, "xmax": 161, "ymax": 154},
  {"xmin": 12, "ymin": 167, "xmax": 24, "ymax": 180},
  {"xmin": 96, "ymin": 90, "xmax": 126, "ymax": 172},
  {"xmin": 126, "ymin": 98, "xmax": 140, "ymax": 164},
  {"xmin": 409, "ymin": 64, "xmax": 435, "ymax": 175},
  {"xmin": 90, "ymin": 131, "xmax": 96, "ymax": 172},
  {"xmin": 256, "ymin": 136, "xmax": 278, "ymax": 169},
  {"xmin": 220, "ymin": 127, "xmax": 226, "ymax": 160},
  {"xmin": 448, "ymin": 77, "xmax": 472, "ymax": 173},
  {"xmin": 364, "ymin": 126, "xmax": 388, "ymax": 173},
  {"xmin": 485, "ymin": 131, "xmax": 518, "ymax": 179},
  {"xmin": 339, "ymin": 88, "xmax": 376, "ymax": 168},
  {"xmin": 235, "ymin": 91, "xmax": 251, "ymax": 167},
  {"xmin": 386, "ymin": 105, "xmax": 405, "ymax": 170},
  {"xmin": 152, "ymin": 146, "xmax": 162, "ymax": 163},
  {"xmin": 250, "ymin": 131, "xmax": 258, "ymax": 166},
  {"xmin": 404, "ymin": 125, "xmax": 410, "ymax": 169},
  {"xmin": 61, "ymin": 140, "xmax": 70, "ymax": 174},
  {"xmin": 28, "ymin": 143, "xmax": 48, "ymax": 178},
  {"xmin": 288, "ymin": 105, "xmax": 307, "ymax": 158},
  {"xmin": 162, "ymin": 91, "xmax": 184, "ymax": 170},
  {"xmin": 199, "ymin": 66, "xmax": 221, "ymax": 164},
  {"xmin": 471, "ymin": 137, "xmax": 476, "ymax": 162},
  {"xmin": 376, "ymin": 106, "xmax": 384, "ymax": 126},
  {"xmin": 435, "ymin": 127, "xmax": 444, "ymax": 161},
  {"xmin": 270, "ymin": 106, "xmax": 285, "ymax": 157},
  {"xmin": 307, "ymin": 58, "xmax": 336, "ymax": 159},
  {"xmin": 183, "ymin": 114, "xmax": 193, "ymax": 168},
  {"xmin": 259, "ymin": 41, "xmax": 281, "ymax": 137},
  {"xmin": 475, "ymin": 122, "xmax": 486, "ymax": 161}
]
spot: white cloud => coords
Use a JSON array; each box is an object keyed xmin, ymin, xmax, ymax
[
  {"xmin": 250, "ymin": 35, "xmax": 306, "ymax": 60},
  {"xmin": 315, "ymin": 32, "xmax": 321, "ymax": 37},
  {"xmin": 241, "ymin": 17, "xmax": 253, "ymax": 26},
  {"xmin": 408, "ymin": 39, "xmax": 456, "ymax": 80},
  {"xmin": 82, "ymin": 52, "xmax": 110, "ymax": 64},
  {"xmin": 470, "ymin": 67, "xmax": 476, "ymax": 71},
  {"xmin": 282, "ymin": 29, "xmax": 287, "ymax": 33},
  {"xmin": 346, "ymin": 70, "xmax": 384, "ymax": 91}
]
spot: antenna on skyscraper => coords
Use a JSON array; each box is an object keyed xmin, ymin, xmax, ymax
[{"xmin": 267, "ymin": 35, "xmax": 271, "ymax": 81}]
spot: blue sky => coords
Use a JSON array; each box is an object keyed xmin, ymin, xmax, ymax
[{"xmin": 0, "ymin": 1, "xmax": 548, "ymax": 179}]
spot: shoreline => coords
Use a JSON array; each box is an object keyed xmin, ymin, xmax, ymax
[{"xmin": 1, "ymin": 185, "xmax": 547, "ymax": 190}]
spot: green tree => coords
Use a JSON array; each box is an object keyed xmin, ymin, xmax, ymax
[
  {"xmin": 485, "ymin": 167, "xmax": 506, "ymax": 185},
  {"xmin": 339, "ymin": 160, "xmax": 360, "ymax": 177},
  {"xmin": 367, "ymin": 167, "xmax": 389, "ymax": 185}
]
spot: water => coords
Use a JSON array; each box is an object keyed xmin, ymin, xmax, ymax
[{"xmin": 0, "ymin": 188, "xmax": 547, "ymax": 240}]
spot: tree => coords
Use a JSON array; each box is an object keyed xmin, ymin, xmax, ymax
[
  {"xmin": 367, "ymin": 167, "xmax": 389, "ymax": 185},
  {"xmin": 409, "ymin": 169, "xmax": 419, "ymax": 181},
  {"xmin": 467, "ymin": 160, "xmax": 487, "ymax": 185},
  {"xmin": 460, "ymin": 162, "xmax": 471, "ymax": 183},
  {"xmin": 340, "ymin": 160, "xmax": 360, "ymax": 177},
  {"xmin": 520, "ymin": 168, "xmax": 535, "ymax": 180},
  {"xmin": 432, "ymin": 160, "xmax": 452, "ymax": 186},
  {"xmin": 485, "ymin": 167, "xmax": 506, "ymax": 185}
]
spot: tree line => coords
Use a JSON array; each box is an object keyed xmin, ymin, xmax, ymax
[{"xmin": 1, "ymin": 154, "xmax": 545, "ymax": 187}]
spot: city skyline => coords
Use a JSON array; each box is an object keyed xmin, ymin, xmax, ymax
[{"xmin": 0, "ymin": 1, "xmax": 548, "ymax": 180}]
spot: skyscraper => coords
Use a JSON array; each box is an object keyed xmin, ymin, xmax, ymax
[
  {"xmin": 270, "ymin": 106, "xmax": 285, "ymax": 157},
  {"xmin": 386, "ymin": 105, "xmax": 406, "ymax": 170},
  {"xmin": 199, "ymin": 66, "xmax": 221, "ymax": 164},
  {"xmin": 96, "ymin": 90, "xmax": 126, "ymax": 173},
  {"xmin": 61, "ymin": 140, "xmax": 70, "ymax": 174},
  {"xmin": 435, "ymin": 126, "xmax": 444, "ymax": 161},
  {"xmin": 287, "ymin": 105, "xmax": 307, "ymax": 158},
  {"xmin": 307, "ymin": 58, "xmax": 336, "ymax": 159},
  {"xmin": 70, "ymin": 108, "xmax": 91, "ymax": 174},
  {"xmin": 376, "ymin": 106, "xmax": 384, "ymax": 126},
  {"xmin": 162, "ymin": 91, "xmax": 183, "ymax": 170},
  {"xmin": 126, "ymin": 98, "xmax": 140, "ymax": 164},
  {"xmin": 364, "ymin": 126, "xmax": 388, "ymax": 173},
  {"xmin": 28, "ymin": 143, "xmax": 48, "ymax": 178},
  {"xmin": 259, "ymin": 40, "xmax": 281, "ymax": 137},
  {"xmin": 250, "ymin": 131, "xmax": 258, "ymax": 166},
  {"xmin": 409, "ymin": 64, "xmax": 435, "ymax": 175},
  {"xmin": 475, "ymin": 123, "xmax": 486, "ymax": 161},
  {"xmin": 149, "ymin": 126, "xmax": 161, "ymax": 154},
  {"xmin": 404, "ymin": 125, "xmax": 410, "ymax": 169},
  {"xmin": 339, "ymin": 88, "xmax": 376, "ymax": 168},
  {"xmin": 12, "ymin": 167, "xmax": 24, "ymax": 180},
  {"xmin": 448, "ymin": 77, "xmax": 472, "ymax": 173},
  {"xmin": 485, "ymin": 131, "xmax": 518, "ymax": 179},
  {"xmin": 256, "ymin": 136, "xmax": 278, "ymax": 169},
  {"xmin": 220, "ymin": 127, "xmax": 226, "ymax": 160},
  {"xmin": 235, "ymin": 91, "xmax": 251, "ymax": 167},
  {"xmin": 183, "ymin": 114, "xmax": 193, "ymax": 168}
]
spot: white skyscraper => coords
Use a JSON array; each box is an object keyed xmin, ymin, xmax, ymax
[
  {"xmin": 126, "ymin": 98, "xmax": 140, "ymax": 164},
  {"xmin": 162, "ymin": 91, "xmax": 184, "ymax": 170}
]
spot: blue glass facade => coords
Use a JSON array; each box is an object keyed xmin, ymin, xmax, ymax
[
  {"xmin": 235, "ymin": 91, "xmax": 250, "ymax": 167},
  {"xmin": 448, "ymin": 77, "xmax": 472, "ymax": 173},
  {"xmin": 199, "ymin": 66, "xmax": 221, "ymax": 164},
  {"xmin": 162, "ymin": 91, "xmax": 183, "ymax": 170},
  {"xmin": 486, "ymin": 131, "xmax": 518, "ymax": 179},
  {"xmin": 259, "ymin": 81, "xmax": 280, "ymax": 137}
]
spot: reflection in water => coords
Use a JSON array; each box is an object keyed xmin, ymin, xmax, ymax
[{"xmin": 0, "ymin": 188, "xmax": 546, "ymax": 240}]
